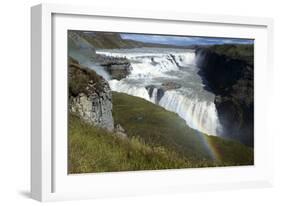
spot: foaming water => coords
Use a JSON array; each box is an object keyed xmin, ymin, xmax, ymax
[
  {"xmin": 97, "ymin": 48, "xmax": 195, "ymax": 79},
  {"xmin": 109, "ymin": 79, "xmax": 151, "ymax": 101},
  {"xmin": 98, "ymin": 48, "xmax": 222, "ymax": 136}
]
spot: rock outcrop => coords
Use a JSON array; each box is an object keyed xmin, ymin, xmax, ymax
[
  {"xmin": 94, "ymin": 54, "xmax": 132, "ymax": 80},
  {"xmin": 161, "ymin": 82, "xmax": 182, "ymax": 90},
  {"xmin": 146, "ymin": 82, "xmax": 182, "ymax": 104},
  {"xmin": 114, "ymin": 124, "xmax": 127, "ymax": 139},
  {"xmin": 69, "ymin": 57, "xmax": 114, "ymax": 131},
  {"xmin": 196, "ymin": 48, "xmax": 254, "ymax": 146}
]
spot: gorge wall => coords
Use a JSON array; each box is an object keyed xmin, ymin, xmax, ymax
[{"xmin": 196, "ymin": 47, "xmax": 254, "ymax": 146}]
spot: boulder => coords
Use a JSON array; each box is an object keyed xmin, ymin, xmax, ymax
[
  {"xmin": 114, "ymin": 124, "xmax": 127, "ymax": 139},
  {"xmin": 161, "ymin": 82, "xmax": 181, "ymax": 90}
]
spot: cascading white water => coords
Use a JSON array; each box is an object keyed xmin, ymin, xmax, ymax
[
  {"xmin": 158, "ymin": 90, "xmax": 221, "ymax": 136},
  {"xmin": 151, "ymin": 88, "xmax": 158, "ymax": 103},
  {"xmin": 97, "ymin": 48, "xmax": 222, "ymax": 136},
  {"xmin": 109, "ymin": 79, "xmax": 151, "ymax": 101},
  {"xmin": 97, "ymin": 49, "xmax": 195, "ymax": 79}
]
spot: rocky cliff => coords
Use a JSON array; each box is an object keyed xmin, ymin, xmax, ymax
[
  {"xmin": 196, "ymin": 45, "xmax": 254, "ymax": 146},
  {"xmin": 69, "ymin": 57, "xmax": 114, "ymax": 131}
]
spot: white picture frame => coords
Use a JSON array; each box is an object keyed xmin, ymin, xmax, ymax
[{"xmin": 31, "ymin": 3, "xmax": 274, "ymax": 202}]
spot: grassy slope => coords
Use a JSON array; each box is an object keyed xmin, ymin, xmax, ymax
[
  {"xmin": 69, "ymin": 114, "xmax": 214, "ymax": 173},
  {"xmin": 112, "ymin": 92, "xmax": 253, "ymax": 164},
  {"xmin": 69, "ymin": 92, "xmax": 253, "ymax": 173},
  {"xmin": 112, "ymin": 92, "xmax": 211, "ymax": 160},
  {"xmin": 206, "ymin": 135, "xmax": 253, "ymax": 164}
]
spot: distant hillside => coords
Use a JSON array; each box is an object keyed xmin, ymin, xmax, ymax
[
  {"xmin": 69, "ymin": 30, "xmax": 149, "ymax": 49},
  {"xmin": 68, "ymin": 30, "xmax": 254, "ymax": 54},
  {"xmin": 69, "ymin": 30, "xmax": 197, "ymax": 49}
]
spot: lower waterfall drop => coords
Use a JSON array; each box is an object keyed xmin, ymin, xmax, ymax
[{"xmin": 158, "ymin": 90, "xmax": 222, "ymax": 136}]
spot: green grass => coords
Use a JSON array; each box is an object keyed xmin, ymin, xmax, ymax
[
  {"xmin": 69, "ymin": 92, "xmax": 253, "ymax": 173},
  {"xmin": 206, "ymin": 135, "xmax": 253, "ymax": 165},
  {"xmin": 112, "ymin": 92, "xmax": 253, "ymax": 164},
  {"xmin": 68, "ymin": 114, "xmax": 216, "ymax": 173},
  {"xmin": 112, "ymin": 92, "xmax": 211, "ymax": 160}
]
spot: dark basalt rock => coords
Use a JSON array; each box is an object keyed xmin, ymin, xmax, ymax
[
  {"xmin": 196, "ymin": 48, "xmax": 254, "ymax": 146},
  {"xmin": 145, "ymin": 82, "xmax": 181, "ymax": 104},
  {"xmin": 145, "ymin": 85, "xmax": 164, "ymax": 103},
  {"xmin": 161, "ymin": 82, "xmax": 181, "ymax": 90},
  {"xmin": 156, "ymin": 88, "xmax": 165, "ymax": 102},
  {"xmin": 145, "ymin": 85, "xmax": 156, "ymax": 98}
]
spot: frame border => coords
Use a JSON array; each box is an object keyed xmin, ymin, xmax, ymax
[{"xmin": 31, "ymin": 3, "xmax": 274, "ymax": 201}]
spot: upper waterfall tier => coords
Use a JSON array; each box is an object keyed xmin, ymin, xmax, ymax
[{"xmin": 97, "ymin": 48, "xmax": 196, "ymax": 79}]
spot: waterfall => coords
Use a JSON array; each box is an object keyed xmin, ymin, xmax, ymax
[
  {"xmin": 99, "ymin": 48, "xmax": 222, "ymax": 136},
  {"xmin": 151, "ymin": 88, "xmax": 158, "ymax": 103},
  {"xmin": 97, "ymin": 49, "xmax": 196, "ymax": 79},
  {"xmin": 158, "ymin": 90, "xmax": 221, "ymax": 136},
  {"xmin": 109, "ymin": 79, "xmax": 151, "ymax": 102}
]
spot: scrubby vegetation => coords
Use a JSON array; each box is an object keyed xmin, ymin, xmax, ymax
[
  {"xmin": 68, "ymin": 92, "xmax": 253, "ymax": 174},
  {"xmin": 68, "ymin": 57, "xmax": 105, "ymax": 97},
  {"xmin": 206, "ymin": 44, "xmax": 254, "ymax": 65}
]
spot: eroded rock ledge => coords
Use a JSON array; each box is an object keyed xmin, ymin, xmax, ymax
[{"xmin": 94, "ymin": 54, "xmax": 132, "ymax": 80}]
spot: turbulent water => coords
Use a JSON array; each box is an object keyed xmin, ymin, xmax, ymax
[{"xmin": 96, "ymin": 48, "xmax": 222, "ymax": 136}]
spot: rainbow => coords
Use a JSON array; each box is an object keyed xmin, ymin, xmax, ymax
[{"xmin": 195, "ymin": 130, "xmax": 222, "ymax": 162}]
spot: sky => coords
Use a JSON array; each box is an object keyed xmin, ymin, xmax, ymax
[{"xmin": 121, "ymin": 33, "xmax": 254, "ymax": 46}]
